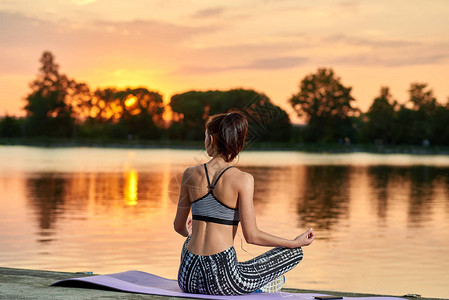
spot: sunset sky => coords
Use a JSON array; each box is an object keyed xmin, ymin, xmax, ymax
[{"xmin": 1, "ymin": 0, "xmax": 448, "ymax": 123}]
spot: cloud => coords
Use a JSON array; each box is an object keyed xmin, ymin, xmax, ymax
[
  {"xmin": 317, "ymin": 34, "xmax": 449, "ymax": 67},
  {"xmin": 72, "ymin": 0, "xmax": 97, "ymax": 5},
  {"xmin": 0, "ymin": 10, "xmax": 218, "ymax": 58},
  {"xmin": 192, "ymin": 7, "xmax": 225, "ymax": 18},
  {"xmin": 0, "ymin": 10, "xmax": 225, "ymax": 82},
  {"xmin": 247, "ymin": 56, "xmax": 307, "ymax": 69},
  {"xmin": 89, "ymin": 18, "xmax": 218, "ymax": 44},
  {"xmin": 336, "ymin": 1, "xmax": 361, "ymax": 14},
  {"xmin": 0, "ymin": 10, "xmax": 218, "ymax": 45},
  {"xmin": 177, "ymin": 56, "xmax": 308, "ymax": 74},
  {"xmin": 329, "ymin": 53, "xmax": 449, "ymax": 67},
  {"xmin": 1, "ymin": 6, "xmax": 448, "ymax": 81},
  {"xmin": 323, "ymin": 34, "xmax": 420, "ymax": 48},
  {"xmin": 389, "ymin": 54, "xmax": 449, "ymax": 66}
]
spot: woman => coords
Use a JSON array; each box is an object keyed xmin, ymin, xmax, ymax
[{"xmin": 174, "ymin": 112, "xmax": 315, "ymax": 295}]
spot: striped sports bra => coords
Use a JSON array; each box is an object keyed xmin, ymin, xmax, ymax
[{"xmin": 191, "ymin": 164, "xmax": 240, "ymax": 226}]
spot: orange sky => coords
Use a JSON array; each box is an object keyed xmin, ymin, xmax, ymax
[{"xmin": 1, "ymin": 0, "xmax": 448, "ymax": 123}]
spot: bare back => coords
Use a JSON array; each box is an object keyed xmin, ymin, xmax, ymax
[{"xmin": 184, "ymin": 163, "xmax": 242, "ymax": 255}]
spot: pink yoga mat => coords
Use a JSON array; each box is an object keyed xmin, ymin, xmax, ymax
[{"xmin": 51, "ymin": 270, "xmax": 405, "ymax": 300}]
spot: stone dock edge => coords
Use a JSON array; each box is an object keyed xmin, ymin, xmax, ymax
[{"xmin": 0, "ymin": 267, "xmax": 446, "ymax": 300}]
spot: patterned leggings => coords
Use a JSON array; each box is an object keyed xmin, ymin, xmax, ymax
[{"xmin": 177, "ymin": 237, "xmax": 303, "ymax": 295}]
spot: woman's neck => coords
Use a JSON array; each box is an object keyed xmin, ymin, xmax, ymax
[{"xmin": 208, "ymin": 156, "xmax": 230, "ymax": 167}]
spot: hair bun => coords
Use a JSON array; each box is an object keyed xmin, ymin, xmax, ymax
[{"xmin": 206, "ymin": 111, "xmax": 248, "ymax": 162}]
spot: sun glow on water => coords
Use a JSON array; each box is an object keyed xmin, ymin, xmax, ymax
[{"xmin": 124, "ymin": 168, "xmax": 138, "ymax": 206}]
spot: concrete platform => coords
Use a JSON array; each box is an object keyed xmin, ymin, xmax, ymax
[{"xmin": 0, "ymin": 267, "xmax": 445, "ymax": 300}]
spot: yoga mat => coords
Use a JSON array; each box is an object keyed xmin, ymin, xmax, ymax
[{"xmin": 51, "ymin": 270, "xmax": 405, "ymax": 300}]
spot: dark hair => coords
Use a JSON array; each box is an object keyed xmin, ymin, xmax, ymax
[{"xmin": 205, "ymin": 111, "xmax": 248, "ymax": 162}]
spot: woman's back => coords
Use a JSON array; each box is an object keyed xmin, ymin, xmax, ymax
[{"xmin": 185, "ymin": 162, "xmax": 242, "ymax": 255}]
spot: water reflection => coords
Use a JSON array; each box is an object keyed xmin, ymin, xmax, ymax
[
  {"xmin": 124, "ymin": 169, "xmax": 138, "ymax": 206},
  {"xmin": 2, "ymin": 151, "xmax": 448, "ymax": 298},
  {"xmin": 24, "ymin": 165, "xmax": 449, "ymax": 240},
  {"xmin": 24, "ymin": 171, "xmax": 173, "ymax": 244},
  {"xmin": 407, "ymin": 167, "xmax": 440, "ymax": 227},
  {"xmin": 243, "ymin": 166, "xmax": 288, "ymax": 208},
  {"xmin": 295, "ymin": 166, "xmax": 351, "ymax": 231},
  {"xmin": 367, "ymin": 166, "xmax": 391, "ymax": 221},
  {"xmin": 367, "ymin": 166, "xmax": 449, "ymax": 227},
  {"xmin": 26, "ymin": 173, "xmax": 66, "ymax": 238}
]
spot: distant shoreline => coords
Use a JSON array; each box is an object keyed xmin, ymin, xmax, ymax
[{"xmin": 1, "ymin": 137, "xmax": 449, "ymax": 155}]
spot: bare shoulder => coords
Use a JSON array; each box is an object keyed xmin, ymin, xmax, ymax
[
  {"xmin": 182, "ymin": 166, "xmax": 193, "ymax": 177},
  {"xmin": 181, "ymin": 165, "xmax": 202, "ymax": 182},
  {"xmin": 229, "ymin": 167, "xmax": 254, "ymax": 187}
]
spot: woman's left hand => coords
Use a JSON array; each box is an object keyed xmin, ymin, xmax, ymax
[{"xmin": 293, "ymin": 228, "xmax": 315, "ymax": 247}]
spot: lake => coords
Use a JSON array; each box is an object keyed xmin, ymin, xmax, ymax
[{"xmin": 0, "ymin": 146, "xmax": 448, "ymax": 298}]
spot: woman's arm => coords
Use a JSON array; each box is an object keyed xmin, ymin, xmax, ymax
[
  {"xmin": 238, "ymin": 172, "xmax": 315, "ymax": 248},
  {"xmin": 174, "ymin": 168, "xmax": 192, "ymax": 237}
]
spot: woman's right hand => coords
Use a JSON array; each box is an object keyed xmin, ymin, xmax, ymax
[
  {"xmin": 186, "ymin": 217, "xmax": 192, "ymax": 236},
  {"xmin": 294, "ymin": 228, "xmax": 315, "ymax": 247}
]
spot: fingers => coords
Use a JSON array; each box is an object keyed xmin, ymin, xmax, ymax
[
  {"xmin": 308, "ymin": 228, "xmax": 314, "ymax": 238},
  {"xmin": 293, "ymin": 228, "xmax": 316, "ymax": 247},
  {"xmin": 304, "ymin": 228, "xmax": 315, "ymax": 245},
  {"xmin": 303, "ymin": 228, "xmax": 313, "ymax": 238},
  {"xmin": 186, "ymin": 218, "xmax": 192, "ymax": 233},
  {"xmin": 308, "ymin": 233, "xmax": 315, "ymax": 242}
]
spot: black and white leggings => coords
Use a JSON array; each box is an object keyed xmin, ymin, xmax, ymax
[{"xmin": 177, "ymin": 237, "xmax": 303, "ymax": 295}]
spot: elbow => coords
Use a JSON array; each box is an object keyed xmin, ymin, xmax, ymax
[
  {"xmin": 173, "ymin": 221, "xmax": 185, "ymax": 235},
  {"xmin": 244, "ymin": 230, "xmax": 260, "ymax": 245},
  {"xmin": 246, "ymin": 236, "xmax": 256, "ymax": 245}
]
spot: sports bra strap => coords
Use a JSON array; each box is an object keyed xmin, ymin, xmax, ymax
[
  {"xmin": 203, "ymin": 163, "xmax": 212, "ymax": 188},
  {"xmin": 212, "ymin": 166, "xmax": 233, "ymax": 188},
  {"xmin": 204, "ymin": 164, "xmax": 234, "ymax": 190}
]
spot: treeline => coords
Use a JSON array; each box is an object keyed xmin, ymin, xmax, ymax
[
  {"xmin": 1, "ymin": 51, "xmax": 448, "ymax": 146},
  {"xmin": 289, "ymin": 68, "xmax": 449, "ymax": 145}
]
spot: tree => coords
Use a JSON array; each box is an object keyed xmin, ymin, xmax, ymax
[
  {"xmin": 404, "ymin": 83, "xmax": 438, "ymax": 145},
  {"xmin": 409, "ymin": 83, "xmax": 437, "ymax": 111},
  {"xmin": 24, "ymin": 51, "xmax": 83, "ymax": 137},
  {"xmin": 431, "ymin": 101, "xmax": 449, "ymax": 145},
  {"xmin": 115, "ymin": 88, "xmax": 165, "ymax": 139},
  {"xmin": 169, "ymin": 89, "xmax": 291, "ymax": 142},
  {"xmin": 362, "ymin": 87, "xmax": 398, "ymax": 144},
  {"xmin": 169, "ymin": 90, "xmax": 223, "ymax": 140},
  {"xmin": 76, "ymin": 87, "xmax": 165, "ymax": 139},
  {"xmin": 0, "ymin": 115, "xmax": 23, "ymax": 138},
  {"xmin": 289, "ymin": 68, "xmax": 359, "ymax": 143}
]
